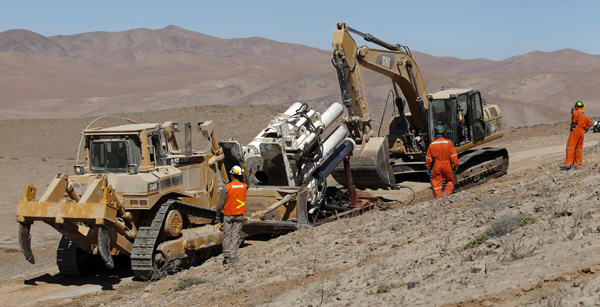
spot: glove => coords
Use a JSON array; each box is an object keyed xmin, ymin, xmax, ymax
[
  {"xmin": 426, "ymin": 168, "xmax": 432, "ymax": 176},
  {"xmin": 453, "ymin": 166, "xmax": 459, "ymax": 172},
  {"xmin": 213, "ymin": 216, "xmax": 221, "ymax": 224}
]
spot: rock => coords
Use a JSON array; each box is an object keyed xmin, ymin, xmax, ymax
[
  {"xmin": 485, "ymin": 262, "xmax": 500, "ymax": 273},
  {"xmin": 462, "ymin": 253, "xmax": 476, "ymax": 262},
  {"xmin": 471, "ymin": 264, "xmax": 485, "ymax": 274},
  {"xmin": 581, "ymin": 267, "xmax": 595, "ymax": 274},
  {"xmin": 485, "ymin": 239, "xmax": 501, "ymax": 248}
]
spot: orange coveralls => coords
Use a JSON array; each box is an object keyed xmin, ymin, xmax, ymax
[
  {"xmin": 221, "ymin": 180, "xmax": 247, "ymax": 261},
  {"xmin": 425, "ymin": 136, "xmax": 459, "ymax": 198},
  {"xmin": 564, "ymin": 107, "xmax": 593, "ymax": 168}
]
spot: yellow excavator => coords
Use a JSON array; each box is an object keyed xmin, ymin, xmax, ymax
[{"xmin": 331, "ymin": 23, "xmax": 508, "ymax": 189}]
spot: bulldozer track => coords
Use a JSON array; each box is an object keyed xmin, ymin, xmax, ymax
[
  {"xmin": 56, "ymin": 236, "xmax": 80, "ymax": 276},
  {"xmin": 131, "ymin": 201, "xmax": 171, "ymax": 280},
  {"xmin": 131, "ymin": 199, "xmax": 219, "ymax": 279}
]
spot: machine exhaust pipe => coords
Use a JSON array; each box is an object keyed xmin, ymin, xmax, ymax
[
  {"xmin": 18, "ymin": 223, "xmax": 35, "ymax": 264},
  {"xmin": 98, "ymin": 226, "xmax": 114, "ymax": 269},
  {"xmin": 184, "ymin": 122, "xmax": 192, "ymax": 156}
]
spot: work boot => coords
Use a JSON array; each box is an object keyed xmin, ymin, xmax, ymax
[
  {"xmin": 223, "ymin": 257, "xmax": 230, "ymax": 265},
  {"xmin": 560, "ymin": 164, "xmax": 572, "ymax": 171},
  {"xmin": 229, "ymin": 258, "xmax": 239, "ymax": 264}
]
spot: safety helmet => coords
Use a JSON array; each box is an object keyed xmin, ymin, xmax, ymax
[
  {"xmin": 575, "ymin": 100, "xmax": 584, "ymax": 108},
  {"xmin": 230, "ymin": 165, "xmax": 244, "ymax": 175},
  {"xmin": 435, "ymin": 124, "xmax": 445, "ymax": 134}
]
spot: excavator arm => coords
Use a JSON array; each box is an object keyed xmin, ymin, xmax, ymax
[
  {"xmin": 332, "ymin": 23, "xmax": 431, "ymax": 145},
  {"xmin": 331, "ymin": 23, "xmax": 433, "ymax": 188}
]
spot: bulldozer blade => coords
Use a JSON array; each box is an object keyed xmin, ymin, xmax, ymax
[
  {"xmin": 332, "ymin": 136, "xmax": 396, "ymax": 189},
  {"xmin": 97, "ymin": 227, "xmax": 114, "ymax": 269},
  {"xmin": 18, "ymin": 223, "xmax": 35, "ymax": 264}
]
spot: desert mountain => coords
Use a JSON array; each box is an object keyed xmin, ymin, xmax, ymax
[
  {"xmin": 0, "ymin": 26, "xmax": 598, "ymax": 127},
  {"xmin": 0, "ymin": 29, "xmax": 67, "ymax": 58},
  {"xmin": 414, "ymin": 49, "xmax": 600, "ymax": 75},
  {"xmin": 49, "ymin": 25, "xmax": 327, "ymax": 63}
]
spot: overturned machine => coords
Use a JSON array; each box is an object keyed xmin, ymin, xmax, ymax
[
  {"xmin": 17, "ymin": 102, "xmax": 376, "ymax": 279},
  {"xmin": 220, "ymin": 102, "xmax": 375, "ymax": 227}
]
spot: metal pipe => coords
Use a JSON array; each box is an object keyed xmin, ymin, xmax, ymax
[
  {"xmin": 347, "ymin": 26, "xmax": 400, "ymax": 51},
  {"xmin": 312, "ymin": 138, "xmax": 356, "ymax": 186},
  {"xmin": 295, "ymin": 103, "xmax": 344, "ymax": 152},
  {"xmin": 299, "ymin": 126, "xmax": 348, "ymax": 182},
  {"xmin": 184, "ymin": 122, "xmax": 192, "ymax": 156},
  {"xmin": 66, "ymin": 183, "xmax": 80, "ymax": 202},
  {"xmin": 344, "ymin": 156, "xmax": 358, "ymax": 206},
  {"xmin": 305, "ymin": 138, "xmax": 356, "ymax": 204},
  {"xmin": 250, "ymin": 194, "xmax": 294, "ymax": 220},
  {"xmin": 283, "ymin": 102, "xmax": 304, "ymax": 116},
  {"xmin": 319, "ymin": 102, "xmax": 344, "ymax": 130}
]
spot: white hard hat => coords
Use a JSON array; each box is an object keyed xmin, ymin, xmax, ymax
[{"xmin": 230, "ymin": 165, "xmax": 243, "ymax": 175}]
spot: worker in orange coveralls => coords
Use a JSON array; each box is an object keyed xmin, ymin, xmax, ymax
[
  {"xmin": 425, "ymin": 125, "xmax": 459, "ymax": 198},
  {"xmin": 564, "ymin": 100, "xmax": 593, "ymax": 170}
]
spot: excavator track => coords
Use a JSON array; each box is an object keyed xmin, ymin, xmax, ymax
[
  {"xmin": 454, "ymin": 147, "xmax": 509, "ymax": 190},
  {"xmin": 389, "ymin": 147, "xmax": 509, "ymax": 192},
  {"xmin": 131, "ymin": 201, "xmax": 171, "ymax": 280}
]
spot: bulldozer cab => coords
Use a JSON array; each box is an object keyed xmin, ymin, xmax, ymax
[
  {"xmin": 83, "ymin": 123, "xmax": 175, "ymax": 175},
  {"xmin": 89, "ymin": 138, "xmax": 141, "ymax": 173}
]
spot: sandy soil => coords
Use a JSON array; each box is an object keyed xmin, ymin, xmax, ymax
[{"xmin": 2, "ymin": 111, "xmax": 600, "ymax": 306}]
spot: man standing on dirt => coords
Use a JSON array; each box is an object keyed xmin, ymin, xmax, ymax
[
  {"xmin": 215, "ymin": 165, "xmax": 247, "ymax": 264},
  {"xmin": 564, "ymin": 100, "xmax": 593, "ymax": 170},
  {"xmin": 425, "ymin": 125, "xmax": 459, "ymax": 199}
]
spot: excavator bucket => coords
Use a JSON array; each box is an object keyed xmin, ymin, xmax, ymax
[{"xmin": 332, "ymin": 136, "xmax": 396, "ymax": 189}]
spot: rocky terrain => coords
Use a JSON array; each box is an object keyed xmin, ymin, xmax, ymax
[{"xmin": 1, "ymin": 109, "xmax": 600, "ymax": 306}]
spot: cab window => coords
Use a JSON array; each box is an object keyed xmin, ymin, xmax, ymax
[{"xmin": 90, "ymin": 141, "xmax": 128, "ymax": 172}]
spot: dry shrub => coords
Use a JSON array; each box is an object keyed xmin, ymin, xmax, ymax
[
  {"xmin": 463, "ymin": 214, "xmax": 537, "ymax": 250},
  {"xmin": 174, "ymin": 276, "xmax": 206, "ymax": 292}
]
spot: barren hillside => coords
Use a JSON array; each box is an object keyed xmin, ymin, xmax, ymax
[{"xmin": 1, "ymin": 26, "xmax": 599, "ymax": 126}]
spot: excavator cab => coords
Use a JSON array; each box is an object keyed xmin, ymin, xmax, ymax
[
  {"xmin": 430, "ymin": 96, "xmax": 457, "ymax": 144},
  {"xmin": 428, "ymin": 89, "xmax": 487, "ymax": 147}
]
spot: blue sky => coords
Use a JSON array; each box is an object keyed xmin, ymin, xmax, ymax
[{"xmin": 1, "ymin": 0, "xmax": 598, "ymax": 60}]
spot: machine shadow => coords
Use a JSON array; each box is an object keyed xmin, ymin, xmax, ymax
[{"xmin": 24, "ymin": 256, "xmax": 134, "ymax": 290}]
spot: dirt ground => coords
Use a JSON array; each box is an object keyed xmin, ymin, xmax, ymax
[{"xmin": 2, "ymin": 110, "xmax": 600, "ymax": 306}]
